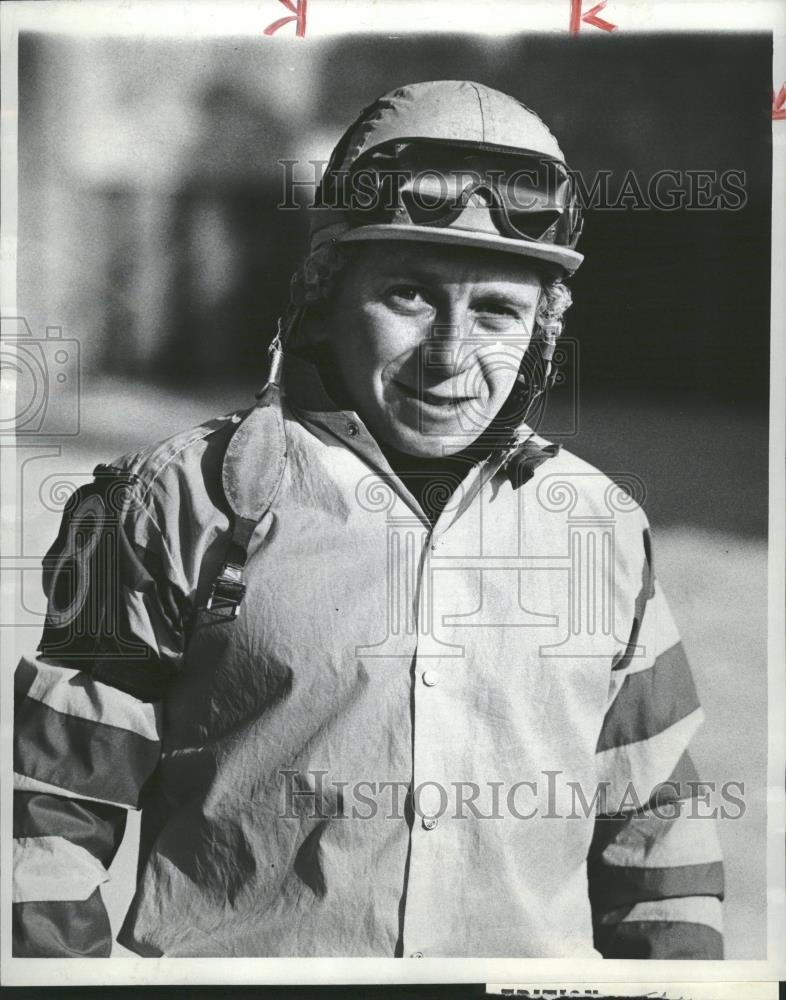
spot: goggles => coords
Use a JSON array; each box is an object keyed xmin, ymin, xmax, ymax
[{"xmin": 325, "ymin": 139, "xmax": 583, "ymax": 250}]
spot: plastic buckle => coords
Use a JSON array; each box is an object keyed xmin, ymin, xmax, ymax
[{"xmin": 205, "ymin": 563, "xmax": 246, "ymax": 620}]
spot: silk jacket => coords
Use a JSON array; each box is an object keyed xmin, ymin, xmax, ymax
[{"xmin": 13, "ymin": 354, "xmax": 724, "ymax": 958}]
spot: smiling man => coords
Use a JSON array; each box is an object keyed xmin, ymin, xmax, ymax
[
  {"xmin": 323, "ymin": 245, "xmax": 543, "ymax": 455},
  {"xmin": 13, "ymin": 81, "xmax": 724, "ymax": 959}
]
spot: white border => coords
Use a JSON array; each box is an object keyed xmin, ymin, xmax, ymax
[
  {"xmin": 0, "ymin": 0, "xmax": 785, "ymax": 36},
  {"xmin": 1, "ymin": 0, "xmax": 784, "ymax": 988}
]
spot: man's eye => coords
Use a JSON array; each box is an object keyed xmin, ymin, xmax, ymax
[
  {"xmin": 474, "ymin": 300, "xmax": 519, "ymax": 318},
  {"xmin": 387, "ymin": 286, "xmax": 431, "ymax": 308}
]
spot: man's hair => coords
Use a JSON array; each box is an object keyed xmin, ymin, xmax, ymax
[{"xmin": 282, "ymin": 241, "xmax": 573, "ymax": 351}]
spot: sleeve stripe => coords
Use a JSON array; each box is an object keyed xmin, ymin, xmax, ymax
[
  {"xmin": 587, "ymin": 750, "xmax": 702, "ymax": 853},
  {"xmin": 610, "ymin": 528, "xmax": 655, "ymax": 675},
  {"xmin": 13, "ymin": 836, "xmax": 109, "ymax": 903},
  {"xmin": 594, "ymin": 919, "xmax": 723, "ymax": 959},
  {"xmin": 620, "ymin": 581, "xmax": 682, "ymax": 678},
  {"xmin": 15, "ymin": 656, "xmax": 161, "ymax": 742},
  {"xmin": 613, "ymin": 896, "xmax": 723, "ymax": 935},
  {"xmin": 595, "ymin": 707, "xmax": 704, "ymax": 812},
  {"xmin": 13, "ymin": 771, "xmax": 134, "ymax": 810},
  {"xmin": 588, "ymin": 859, "xmax": 724, "ymax": 910},
  {"xmin": 14, "ymin": 697, "xmax": 160, "ymax": 809},
  {"xmin": 666, "ymin": 747, "xmax": 700, "ymax": 792},
  {"xmin": 12, "ymin": 890, "xmax": 112, "ymax": 957},
  {"xmin": 601, "ymin": 808, "xmax": 723, "ymax": 869},
  {"xmin": 597, "ymin": 641, "xmax": 700, "ymax": 752},
  {"xmin": 14, "ymin": 791, "xmax": 126, "ymax": 867}
]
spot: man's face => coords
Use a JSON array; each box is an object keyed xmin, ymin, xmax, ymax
[{"xmin": 323, "ymin": 243, "xmax": 543, "ymax": 457}]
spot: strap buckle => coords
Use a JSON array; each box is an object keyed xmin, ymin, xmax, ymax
[{"xmin": 205, "ymin": 562, "xmax": 246, "ymax": 620}]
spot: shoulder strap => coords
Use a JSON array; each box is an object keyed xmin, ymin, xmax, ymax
[{"xmin": 206, "ymin": 390, "xmax": 288, "ymax": 620}]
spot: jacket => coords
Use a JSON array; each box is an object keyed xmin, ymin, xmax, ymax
[{"xmin": 12, "ymin": 353, "xmax": 724, "ymax": 958}]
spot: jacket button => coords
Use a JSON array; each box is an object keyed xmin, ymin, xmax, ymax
[
  {"xmin": 346, "ymin": 421, "xmax": 359, "ymax": 436},
  {"xmin": 422, "ymin": 816, "xmax": 438, "ymax": 831},
  {"xmin": 422, "ymin": 670, "xmax": 439, "ymax": 687}
]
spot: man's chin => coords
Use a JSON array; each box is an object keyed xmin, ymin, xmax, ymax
[{"xmin": 379, "ymin": 423, "xmax": 485, "ymax": 458}]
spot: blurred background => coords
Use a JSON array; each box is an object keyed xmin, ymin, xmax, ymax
[{"xmin": 13, "ymin": 30, "xmax": 770, "ymax": 957}]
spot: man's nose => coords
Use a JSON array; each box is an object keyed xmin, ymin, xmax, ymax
[
  {"xmin": 429, "ymin": 304, "xmax": 473, "ymax": 343},
  {"xmin": 419, "ymin": 310, "xmax": 473, "ymax": 377}
]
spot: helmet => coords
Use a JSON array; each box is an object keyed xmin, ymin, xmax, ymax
[{"xmin": 311, "ymin": 80, "xmax": 584, "ymax": 276}]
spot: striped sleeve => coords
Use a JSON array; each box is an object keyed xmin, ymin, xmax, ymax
[
  {"xmin": 588, "ymin": 526, "xmax": 724, "ymax": 959},
  {"xmin": 13, "ymin": 468, "xmax": 182, "ymax": 957}
]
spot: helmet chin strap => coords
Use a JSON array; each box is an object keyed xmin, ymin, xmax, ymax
[
  {"xmin": 512, "ymin": 281, "xmax": 560, "ymax": 425},
  {"xmin": 513, "ymin": 330, "xmax": 559, "ymax": 427}
]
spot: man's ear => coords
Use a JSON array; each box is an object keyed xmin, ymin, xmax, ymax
[{"xmin": 305, "ymin": 306, "xmax": 332, "ymax": 347}]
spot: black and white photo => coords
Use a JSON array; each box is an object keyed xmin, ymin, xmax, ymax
[{"xmin": 1, "ymin": 0, "xmax": 783, "ymax": 989}]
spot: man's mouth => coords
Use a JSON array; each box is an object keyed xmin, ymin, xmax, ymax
[{"xmin": 392, "ymin": 378, "xmax": 477, "ymax": 406}]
